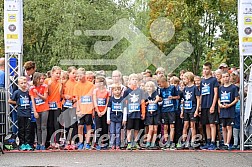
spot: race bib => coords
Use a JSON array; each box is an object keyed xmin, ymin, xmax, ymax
[
  {"xmin": 202, "ymin": 85, "xmax": 210, "ymax": 96},
  {"xmin": 49, "ymin": 102, "xmax": 58, "ymax": 110},
  {"xmin": 128, "ymin": 103, "xmax": 140, "ymax": 112},
  {"xmin": 63, "ymin": 99, "xmax": 73, "ymax": 108},
  {"xmin": 220, "ymin": 92, "xmax": 231, "ymax": 103},
  {"xmin": 34, "ymin": 98, "xmax": 45, "ymax": 106},
  {"xmin": 184, "ymin": 100, "xmax": 192, "ymax": 110},
  {"xmin": 112, "ymin": 102, "xmax": 122, "ymax": 112},
  {"xmin": 81, "ymin": 96, "xmax": 92, "ymax": 104},
  {"xmin": 147, "ymin": 103, "xmax": 158, "ymax": 112},
  {"xmin": 97, "ymin": 98, "xmax": 106, "ymax": 106},
  {"xmin": 20, "ymin": 97, "xmax": 30, "ymax": 107},
  {"xmin": 163, "ymin": 98, "xmax": 173, "ymax": 107}
]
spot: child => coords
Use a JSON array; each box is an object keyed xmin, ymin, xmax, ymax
[
  {"xmin": 30, "ymin": 72, "xmax": 49, "ymax": 150},
  {"xmin": 45, "ymin": 66, "xmax": 62, "ymax": 149},
  {"xmin": 144, "ymin": 81, "xmax": 160, "ymax": 149},
  {"xmin": 73, "ymin": 68, "xmax": 95, "ymax": 150},
  {"xmin": 218, "ymin": 72, "xmax": 239, "ymax": 150},
  {"xmin": 180, "ymin": 72, "xmax": 200, "ymax": 149},
  {"xmin": 86, "ymin": 71, "xmax": 95, "ymax": 83},
  {"xmin": 170, "ymin": 76, "xmax": 184, "ymax": 148},
  {"xmin": 200, "ymin": 62, "xmax": 219, "ymax": 150},
  {"xmin": 233, "ymin": 97, "xmax": 240, "ymax": 149},
  {"xmin": 124, "ymin": 73, "xmax": 146, "ymax": 150},
  {"xmin": 62, "ymin": 66, "xmax": 78, "ymax": 150},
  {"xmin": 159, "ymin": 76, "xmax": 179, "ymax": 150},
  {"xmin": 93, "ymin": 76, "xmax": 109, "ymax": 150},
  {"xmin": 107, "ymin": 84, "xmax": 127, "ymax": 150},
  {"xmin": 9, "ymin": 77, "xmax": 32, "ymax": 151}
]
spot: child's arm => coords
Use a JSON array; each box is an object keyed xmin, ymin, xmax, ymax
[
  {"xmin": 123, "ymin": 107, "xmax": 127, "ymax": 125},
  {"xmin": 195, "ymin": 96, "xmax": 200, "ymax": 117},
  {"xmin": 210, "ymin": 87, "xmax": 218, "ymax": 113},
  {"xmin": 107, "ymin": 107, "xmax": 111, "ymax": 124},
  {"xmin": 92, "ymin": 89, "xmax": 100, "ymax": 113},
  {"xmin": 226, "ymin": 97, "xmax": 239, "ymax": 108},
  {"xmin": 30, "ymin": 96, "xmax": 39, "ymax": 118},
  {"xmin": 8, "ymin": 99, "xmax": 16, "ymax": 105},
  {"xmin": 141, "ymin": 99, "xmax": 146, "ymax": 120},
  {"xmin": 218, "ymin": 98, "xmax": 225, "ymax": 109},
  {"xmin": 102, "ymin": 95, "xmax": 110, "ymax": 116}
]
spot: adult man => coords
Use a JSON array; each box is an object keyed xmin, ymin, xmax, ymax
[{"xmin": 219, "ymin": 63, "xmax": 229, "ymax": 73}]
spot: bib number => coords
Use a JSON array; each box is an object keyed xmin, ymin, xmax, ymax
[
  {"xmin": 81, "ymin": 96, "xmax": 92, "ymax": 104},
  {"xmin": 184, "ymin": 101, "xmax": 192, "ymax": 110},
  {"xmin": 163, "ymin": 98, "xmax": 173, "ymax": 107},
  {"xmin": 202, "ymin": 85, "xmax": 210, "ymax": 96},
  {"xmin": 63, "ymin": 100, "xmax": 73, "ymax": 108},
  {"xmin": 35, "ymin": 98, "xmax": 45, "ymax": 106},
  {"xmin": 147, "ymin": 103, "xmax": 157, "ymax": 112},
  {"xmin": 128, "ymin": 103, "xmax": 140, "ymax": 112},
  {"xmin": 49, "ymin": 102, "xmax": 58, "ymax": 110},
  {"xmin": 97, "ymin": 98, "xmax": 106, "ymax": 106}
]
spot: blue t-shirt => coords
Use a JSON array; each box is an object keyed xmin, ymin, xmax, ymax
[
  {"xmin": 160, "ymin": 85, "xmax": 178, "ymax": 112},
  {"xmin": 10, "ymin": 89, "xmax": 31, "ymax": 117},
  {"xmin": 0, "ymin": 70, "xmax": 5, "ymax": 87},
  {"xmin": 200, "ymin": 77, "xmax": 219, "ymax": 109},
  {"xmin": 183, "ymin": 85, "xmax": 200, "ymax": 113},
  {"xmin": 234, "ymin": 100, "xmax": 240, "ymax": 129},
  {"xmin": 108, "ymin": 96, "xmax": 125, "ymax": 123},
  {"xmin": 123, "ymin": 87, "xmax": 144, "ymax": 119},
  {"xmin": 219, "ymin": 84, "xmax": 239, "ymax": 118},
  {"xmin": 144, "ymin": 91, "xmax": 159, "ymax": 117}
]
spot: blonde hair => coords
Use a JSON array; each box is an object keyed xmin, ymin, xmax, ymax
[
  {"xmin": 111, "ymin": 83, "xmax": 122, "ymax": 90},
  {"xmin": 95, "ymin": 76, "xmax": 107, "ymax": 86},
  {"xmin": 156, "ymin": 67, "xmax": 165, "ymax": 74},
  {"xmin": 183, "ymin": 72, "xmax": 195, "ymax": 82},
  {"xmin": 129, "ymin": 73, "xmax": 139, "ymax": 81},
  {"xmin": 77, "ymin": 68, "xmax": 86, "ymax": 75},
  {"xmin": 86, "ymin": 71, "xmax": 95, "ymax": 76},
  {"xmin": 145, "ymin": 81, "xmax": 156, "ymax": 91},
  {"xmin": 18, "ymin": 76, "xmax": 27, "ymax": 84},
  {"xmin": 51, "ymin": 66, "xmax": 62, "ymax": 73},
  {"xmin": 170, "ymin": 76, "xmax": 180, "ymax": 84}
]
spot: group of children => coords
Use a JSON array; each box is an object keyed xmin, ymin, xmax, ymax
[{"xmin": 9, "ymin": 62, "xmax": 241, "ymax": 151}]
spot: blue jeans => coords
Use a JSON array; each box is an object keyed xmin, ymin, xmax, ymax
[{"xmin": 110, "ymin": 121, "xmax": 121, "ymax": 147}]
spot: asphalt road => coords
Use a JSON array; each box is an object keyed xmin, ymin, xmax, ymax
[{"xmin": 1, "ymin": 150, "xmax": 252, "ymax": 167}]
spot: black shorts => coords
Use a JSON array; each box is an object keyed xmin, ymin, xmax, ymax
[
  {"xmin": 183, "ymin": 112, "xmax": 197, "ymax": 122},
  {"xmin": 200, "ymin": 108, "xmax": 219, "ymax": 125},
  {"xmin": 161, "ymin": 112, "xmax": 176, "ymax": 125},
  {"xmin": 220, "ymin": 118, "xmax": 234, "ymax": 127},
  {"xmin": 78, "ymin": 114, "xmax": 93, "ymax": 126},
  {"xmin": 127, "ymin": 118, "xmax": 140, "ymax": 130},
  {"xmin": 145, "ymin": 114, "xmax": 160, "ymax": 126}
]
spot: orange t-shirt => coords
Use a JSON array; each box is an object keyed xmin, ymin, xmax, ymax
[
  {"xmin": 93, "ymin": 88, "xmax": 109, "ymax": 112},
  {"xmin": 62, "ymin": 79, "xmax": 77, "ymax": 108},
  {"xmin": 29, "ymin": 84, "xmax": 49, "ymax": 112},
  {"xmin": 73, "ymin": 81, "xmax": 94, "ymax": 115},
  {"xmin": 44, "ymin": 79, "xmax": 62, "ymax": 109}
]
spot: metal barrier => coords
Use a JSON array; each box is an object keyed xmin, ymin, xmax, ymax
[{"xmin": 0, "ymin": 88, "xmax": 6, "ymax": 143}]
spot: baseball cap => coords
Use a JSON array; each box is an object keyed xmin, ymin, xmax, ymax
[{"xmin": 219, "ymin": 63, "xmax": 228, "ymax": 68}]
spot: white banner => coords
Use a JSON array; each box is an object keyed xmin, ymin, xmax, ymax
[{"xmin": 4, "ymin": 0, "xmax": 23, "ymax": 53}]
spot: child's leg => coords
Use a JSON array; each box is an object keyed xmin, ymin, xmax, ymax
[
  {"xmin": 24, "ymin": 117, "xmax": 31, "ymax": 145},
  {"xmin": 41, "ymin": 111, "xmax": 49, "ymax": 146},
  {"xmin": 115, "ymin": 122, "xmax": 122, "ymax": 147},
  {"xmin": 85, "ymin": 125, "xmax": 92, "ymax": 144},
  {"xmin": 36, "ymin": 115, "xmax": 42, "ymax": 145},
  {"xmin": 53, "ymin": 109, "xmax": 61, "ymax": 144},
  {"xmin": 169, "ymin": 124, "xmax": 175, "ymax": 143},
  {"xmin": 190, "ymin": 121, "xmax": 196, "ymax": 142},
  {"xmin": 95, "ymin": 114, "xmax": 102, "ymax": 145},
  {"xmin": 110, "ymin": 121, "xmax": 116, "ymax": 147},
  {"xmin": 226, "ymin": 125, "xmax": 232, "ymax": 145},
  {"xmin": 18, "ymin": 116, "xmax": 25, "ymax": 146},
  {"xmin": 46, "ymin": 110, "xmax": 54, "ymax": 146},
  {"xmin": 163, "ymin": 124, "xmax": 169, "ymax": 142},
  {"xmin": 222, "ymin": 126, "xmax": 227, "ymax": 144},
  {"xmin": 147, "ymin": 125, "xmax": 154, "ymax": 143},
  {"xmin": 101, "ymin": 114, "xmax": 109, "ymax": 146},
  {"xmin": 152, "ymin": 125, "xmax": 158, "ymax": 144},
  {"xmin": 78, "ymin": 125, "xmax": 84, "ymax": 143},
  {"xmin": 127, "ymin": 129, "xmax": 132, "ymax": 143},
  {"xmin": 183, "ymin": 121, "xmax": 189, "ymax": 142},
  {"xmin": 233, "ymin": 128, "xmax": 239, "ymax": 146}
]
